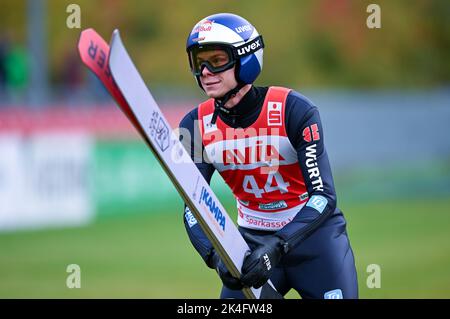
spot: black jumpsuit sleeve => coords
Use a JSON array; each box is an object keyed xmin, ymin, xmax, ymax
[
  {"xmin": 275, "ymin": 91, "xmax": 337, "ymax": 249},
  {"xmin": 178, "ymin": 108, "xmax": 217, "ymax": 268}
]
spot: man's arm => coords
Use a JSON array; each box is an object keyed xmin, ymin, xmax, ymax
[
  {"xmin": 275, "ymin": 91, "xmax": 337, "ymax": 248},
  {"xmin": 241, "ymin": 91, "xmax": 339, "ymax": 288},
  {"xmin": 179, "ymin": 109, "xmax": 246, "ymax": 289},
  {"xmin": 178, "ymin": 108, "xmax": 216, "ymax": 267}
]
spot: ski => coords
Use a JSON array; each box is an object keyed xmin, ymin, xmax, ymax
[{"xmin": 78, "ymin": 28, "xmax": 282, "ymax": 299}]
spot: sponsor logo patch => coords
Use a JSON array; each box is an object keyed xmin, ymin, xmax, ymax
[
  {"xmin": 192, "ymin": 37, "xmax": 205, "ymax": 43},
  {"xmin": 184, "ymin": 207, "xmax": 198, "ymax": 228},
  {"xmin": 238, "ymin": 199, "xmax": 249, "ymax": 206},
  {"xmin": 192, "ymin": 19, "xmax": 214, "ymax": 33},
  {"xmin": 199, "ymin": 187, "xmax": 226, "ymax": 231},
  {"xmin": 236, "ymin": 38, "xmax": 262, "ymax": 56},
  {"xmin": 300, "ymin": 192, "xmax": 309, "ymax": 201},
  {"xmin": 149, "ymin": 111, "xmax": 170, "ymax": 151},
  {"xmin": 203, "ymin": 114, "xmax": 218, "ymax": 134},
  {"xmin": 267, "ymin": 102, "xmax": 282, "ymax": 126},
  {"xmin": 239, "ymin": 211, "xmax": 293, "ymax": 230},
  {"xmin": 324, "ymin": 289, "xmax": 343, "ymax": 299},
  {"xmin": 222, "ymin": 139, "xmax": 284, "ymax": 166},
  {"xmin": 306, "ymin": 195, "xmax": 328, "ymax": 214},
  {"xmin": 258, "ymin": 200, "xmax": 288, "ymax": 210},
  {"xmin": 305, "ymin": 144, "xmax": 324, "ymax": 192},
  {"xmin": 263, "ymin": 253, "xmax": 271, "ymax": 270},
  {"xmin": 235, "ymin": 25, "xmax": 252, "ymax": 33},
  {"xmin": 303, "ymin": 123, "xmax": 320, "ymax": 142}
]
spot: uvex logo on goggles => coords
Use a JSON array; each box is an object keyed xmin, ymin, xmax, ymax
[{"xmin": 236, "ymin": 35, "xmax": 264, "ymax": 57}]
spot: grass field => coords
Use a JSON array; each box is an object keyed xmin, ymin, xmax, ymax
[{"xmin": 0, "ymin": 197, "xmax": 449, "ymax": 298}]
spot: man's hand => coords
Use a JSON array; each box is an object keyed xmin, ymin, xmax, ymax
[
  {"xmin": 240, "ymin": 233, "xmax": 287, "ymax": 289},
  {"xmin": 210, "ymin": 251, "xmax": 244, "ymax": 290}
]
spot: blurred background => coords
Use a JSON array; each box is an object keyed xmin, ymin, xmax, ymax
[{"xmin": 0, "ymin": 0, "xmax": 449, "ymax": 298}]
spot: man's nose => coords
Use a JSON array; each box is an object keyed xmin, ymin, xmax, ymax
[{"xmin": 201, "ymin": 64, "xmax": 214, "ymax": 77}]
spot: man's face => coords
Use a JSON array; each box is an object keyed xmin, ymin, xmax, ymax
[{"xmin": 196, "ymin": 49, "xmax": 238, "ymax": 98}]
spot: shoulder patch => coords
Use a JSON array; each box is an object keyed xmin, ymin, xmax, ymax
[
  {"xmin": 324, "ymin": 289, "xmax": 343, "ymax": 299},
  {"xmin": 306, "ymin": 195, "xmax": 328, "ymax": 214}
]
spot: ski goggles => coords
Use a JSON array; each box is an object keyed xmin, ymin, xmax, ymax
[
  {"xmin": 188, "ymin": 36, "xmax": 265, "ymax": 76},
  {"xmin": 188, "ymin": 44, "xmax": 236, "ymax": 76}
]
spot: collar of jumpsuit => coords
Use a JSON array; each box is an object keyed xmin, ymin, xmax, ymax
[{"xmin": 215, "ymin": 86, "xmax": 268, "ymax": 128}]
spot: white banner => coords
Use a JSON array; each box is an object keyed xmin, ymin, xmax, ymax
[{"xmin": 0, "ymin": 132, "xmax": 93, "ymax": 232}]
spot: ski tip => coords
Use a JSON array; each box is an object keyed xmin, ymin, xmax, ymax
[
  {"xmin": 110, "ymin": 29, "xmax": 122, "ymax": 48},
  {"xmin": 81, "ymin": 27, "xmax": 94, "ymax": 33},
  {"xmin": 78, "ymin": 28, "xmax": 105, "ymax": 62},
  {"xmin": 112, "ymin": 29, "xmax": 121, "ymax": 39},
  {"xmin": 79, "ymin": 28, "xmax": 96, "ymax": 39},
  {"xmin": 78, "ymin": 28, "xmax": 95, "ymax": 61}
]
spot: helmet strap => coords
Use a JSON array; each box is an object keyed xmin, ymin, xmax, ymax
[{"xmin": 211, "ymin": 82, "xmax": 245, "ymax": 125}]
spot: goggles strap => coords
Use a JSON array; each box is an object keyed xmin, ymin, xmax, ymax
[{"xmin": 234, "ymin": 35, "xmax": 265, "ymax": 58}]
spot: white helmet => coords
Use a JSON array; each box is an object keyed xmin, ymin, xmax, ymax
[{"xmin": 186, "ymin": 13, "xmax": 264, "ymax": 89}]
